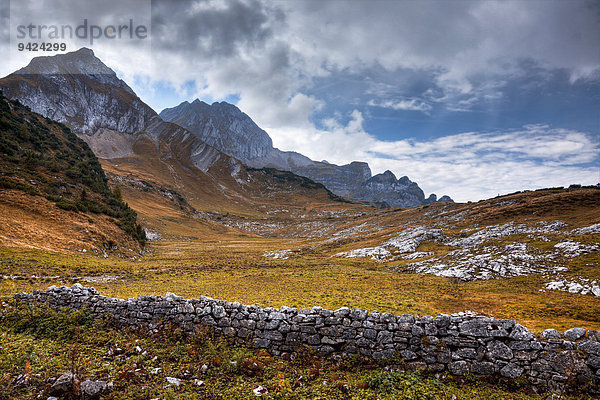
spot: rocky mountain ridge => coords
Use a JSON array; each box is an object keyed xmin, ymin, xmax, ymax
[
  {"xmin": 0, "ymin": 48, "xmax": 350, "ymax": 225},
  {"xmin": 1, "ymin": 48, "xmax": 157, "ymax": 136},
  {"xmin": 161, "ymin": 99, "xmax": 453, "ymax": 207},
  {"xmin": 0, "ymin": 48, "xmax": 451, "ymax": 208}
]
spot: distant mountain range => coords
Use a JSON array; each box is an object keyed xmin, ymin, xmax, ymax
[
  {"xmin": 161, "ymin": 99, "xmax": 452, "ymax": 207},
  {"xmin": 1, "ymin": 48, "xmax": 451, "ymax": 208}
]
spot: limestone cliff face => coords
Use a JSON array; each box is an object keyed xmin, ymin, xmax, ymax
[
  {"xmin": 160, "ymin": 100, "xmax": 275, "ymax": 161},
  {"xmin": 0, "ymin": 48, "xmax": 158, "ymax": 136},
  {"xmin": 0, "ymin": 48, "xmax": 231, "ymax": 175},
  {"xmin": 353, "ymin": 171, "xmax": 426, "ymax": 207},
  {"xmin": 161, "ymin": 100, "xmax": 453, "ymax": 207},
  {"xmin": 290, "ymin": 161, "xmax": 371, "ymax": 199}
]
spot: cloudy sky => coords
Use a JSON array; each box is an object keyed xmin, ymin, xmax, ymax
[{"xmin": 2, "ymin": 0, "xmax": 599, "ymax": 201}]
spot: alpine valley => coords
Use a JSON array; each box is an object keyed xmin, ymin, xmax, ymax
[{"xmin": 0, "ymin": 48, "xmax": 599, "ymax": 399}]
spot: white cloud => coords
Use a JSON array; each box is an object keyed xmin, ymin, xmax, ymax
[{"xmin": 367, "ymin": 98, "xmax": 432, "ymax": 113}]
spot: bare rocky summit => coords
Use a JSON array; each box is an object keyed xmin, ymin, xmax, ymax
[
  {"xmin": 161, "ymin": 99, "xmax": 453, "ymax": 207},
  {"xmin": 1, "ymin": 48, "xmax": 157, "ymax": 136}
]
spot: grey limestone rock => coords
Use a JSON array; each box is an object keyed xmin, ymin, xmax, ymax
[
  {"xmin": 564, "ymin": 327, "xmax": 586, "ymax": 341},
  {"xmin": 542, "ymin": 329, "xmax": 562, "ymax": 339},
  {"xmin": 487, "ymin": 341, "xmax": 514, "ymax": 360},
  {"xmin": 509, "ymin": 324, "xmax": 534, "ymax": 341},
  {"xmin": 500, "ymin": 363, "xmax": 524, "ymax": 379},
  {"xmin": 459, "ymin": 319, "xmax": 491, "ymax": 337},
  {"xmin": 450, "ymin": 360, "xmax": 469, "ymax": 376},
  {"xmin": 80, "ymin": 380, "xmax": 108, "ymax": 400},
  {"xmin": 50, "ymin": 372, "xmax": 76, "ymax": 395},
  {"xmin": 472, "ymin": 361, "xmax": 496, "ymax": 375}
]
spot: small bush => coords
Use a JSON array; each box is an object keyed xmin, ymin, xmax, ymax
[
  {"xmin": 55, "ymin": 200, "xmax": 78, "ymax": 212},
  {"xmin": 2, "ymin": 302, "xmax": 94, "ymax": 341}
]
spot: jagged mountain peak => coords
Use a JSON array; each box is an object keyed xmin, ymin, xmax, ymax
[
  {"xmin": 367, "ymin": 171, "xmax": 419, "ymax": 189},
  {"xmin": 0, "ymin": 47, "xmax": 155, "ymax": 136},
  {"xmin": 368, "ymin": 170, "xmax": 397, "ymax": 185},
  {"xmin": 160, "ymin": 99, "xmax": 274, "ymax": 161},
  {"xmin": 14, "ymin": 47, "xmax": 131, "ymax": 91},
  {"xmin": 398, "ymin": 176, "xmax": 412, "ymax": 185},
  {"xmin": 163, "ymin": 99, "xmax": 246, "ymax": 119}
]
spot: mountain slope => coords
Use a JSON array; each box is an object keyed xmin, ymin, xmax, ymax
[
  {"xmin": 0, "ymin": 48, "xmax": 157, "ymax": 137},
  {"xmin": 0, "ymin": 91, "xmax": 145, "ymax": 254},
  {"xmin": 0, "ymin": 48, "xmax": 353, "ymax": 241},
  {"xmin": 160, "ymin": 99, "xmax": 453, "ymax": 207}
]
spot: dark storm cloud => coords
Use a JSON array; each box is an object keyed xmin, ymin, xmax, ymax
[
  {"xmin": 151, "ymin": 0, "xmax": 278, "ymax": 57},
  {"xmin": 1, "ymin": 0, "xmax": 9, "ymax": 43},
  {"xmin": 140, "ymin": 0, "xmax": 600, "ymax": 102},
  {"xmin": 9, "ymin": 0, "xmax": 151, "ymax": 26}
]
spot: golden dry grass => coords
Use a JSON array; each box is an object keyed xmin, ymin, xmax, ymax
[
  {"xmin": 1, "ymin": 159, "xmax": 599, "ymax": 335},
  {"xmin": 1, "ymin": 234, "xmax": 598, "ymax": 333}
]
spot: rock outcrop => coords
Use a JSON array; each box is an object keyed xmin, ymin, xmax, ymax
[{"xmin": 291, "ymin": 161, "xmax": 372, "ymax": 199}]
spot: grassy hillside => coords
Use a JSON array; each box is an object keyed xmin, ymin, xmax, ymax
[{"xmin": 0, "ymin": 92, "xmax": 145, "ymax": 249}]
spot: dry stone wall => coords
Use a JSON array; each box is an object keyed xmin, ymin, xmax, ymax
[{"xmin": 15, "ymin": 284, "xmax": 600, "ymax": 393}]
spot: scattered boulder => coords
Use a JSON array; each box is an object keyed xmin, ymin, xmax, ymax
[
  {"xmin": 50, "ymin": 372, "xmax": 77, "ymax": 396},
  {"xmin": 166, "ymin": 376, "xmax": 181, "ymax": 386},
  {"xmin": 80, "ymin": 379, "xmax": 108, "ymax": 400},
  {"xmin": 253, "ymin": 385, "xmax": 268, "ymax": 396}
]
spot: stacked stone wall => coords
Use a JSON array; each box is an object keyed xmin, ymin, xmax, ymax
[{"xmin": 14, "ymin": 284, "xmax": 600, "ymax": 393}]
